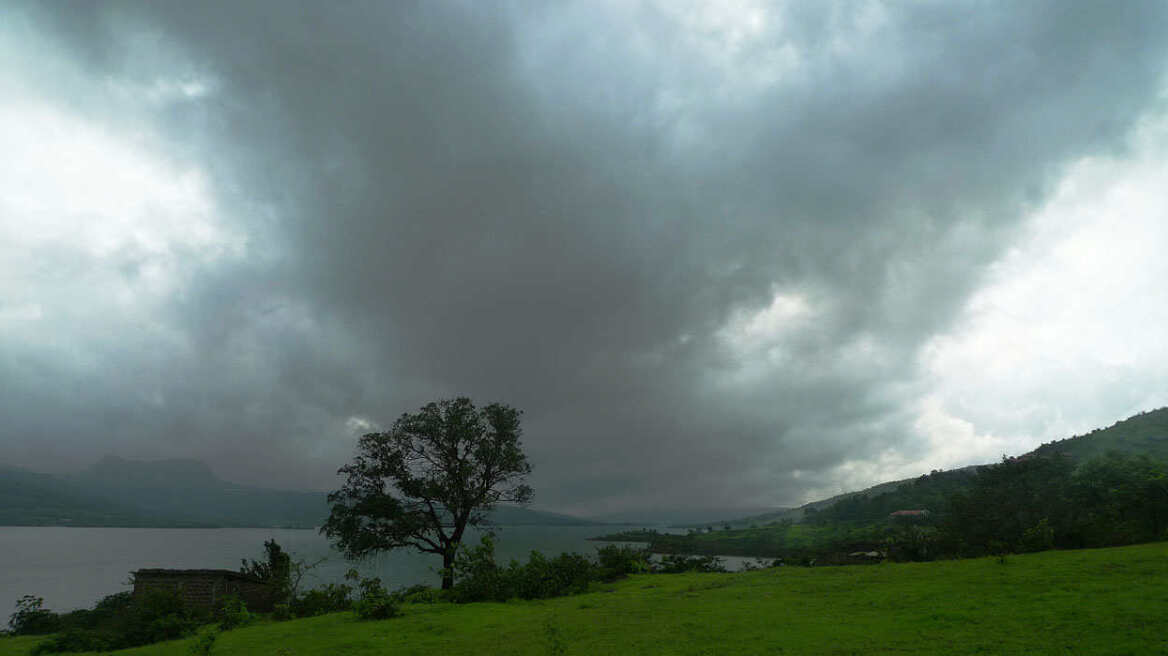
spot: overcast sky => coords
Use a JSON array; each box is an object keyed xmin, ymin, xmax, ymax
[{"xmin": 3, "ymin": 1, "xmax": 1168, "ymax": 515}]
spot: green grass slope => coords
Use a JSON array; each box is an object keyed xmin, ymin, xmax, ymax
[{"xmin": 6, "ymin": 542, "xmax": 1168, "ymax": 655}]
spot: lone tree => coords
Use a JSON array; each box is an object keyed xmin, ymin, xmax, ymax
[{"xmin": 322, "ymin": 398, "xmax": 532, "ymax": 590}]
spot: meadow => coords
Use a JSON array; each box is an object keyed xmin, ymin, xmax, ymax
[{"xmin": 5, "ymin": 541, "xmax": 1168, "ymax": 655}]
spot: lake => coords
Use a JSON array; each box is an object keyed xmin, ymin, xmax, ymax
[
  {"xmin": 2, "ymin": 525, "xmax": 772, "ymax": 612},
  {"xmin": 1, "ymin": 526, "xmax": 769, "ymax": 612}
]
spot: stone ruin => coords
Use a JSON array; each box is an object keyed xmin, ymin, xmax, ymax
[{"xmin": 132, "ymin": 569, "xmax": 274, "ymax": 612}]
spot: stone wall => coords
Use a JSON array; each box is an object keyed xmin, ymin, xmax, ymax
[{"xmin": 132, "ymin": 569, "xmax": 274, "ymax": 612}]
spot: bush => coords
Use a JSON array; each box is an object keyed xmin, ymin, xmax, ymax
[
  {"xmin": 595, "ymin": 545, "xmax": 652, "ymax": 581},
  {"xmin": 1021, "ymin": 518, "xmax": 1055, "ymax": 553},
  {"xmin": 290, "ymin": 583, "xmax": 351, "ymax": 618},
  {"xmin": 32, "ymin": 630, "xmax": 113, "ymax": 655},
  {"xmin": 240, "ymin": 539, "xmax": 292, "ymax": 603},
  {"xmin": 32, "ymin": 588, "xmax": 203, "ymax": 654},
  {"xmin": 451, "ymin": 536, "xmax": 510, "ymax": 603},
  {"xmin": 214, "ymin": 595, "xmax": 252, "ymax": 630},
  {"xmin": 352, "ymin": 577, "xmax": 399, "ymax": 621},
  {"xmin": 656, "ymin": 555, "xmax": 727, "ymax": 573},
  {"xmin": 394, "ymin": 585, "xmax": 445, "ymax": 604},
  {"xmin": 508, "ymin": 552, "xmax": 595, "ymax": 599},
  {"xmin": 8, "ymin": 596, "xmax": 60, "ymax": 635},
  {"xmin": 884, "ymin": 526, "xmax": 940, "ymax": 562},
  {"xmin": 272, "ymin": 603, "xmax": 292, "ymax": 621}
]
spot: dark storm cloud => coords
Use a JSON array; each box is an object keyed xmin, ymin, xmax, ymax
[{"xmin": 4, "ymin": 1, "xmax": 1168, "ymax": 511}]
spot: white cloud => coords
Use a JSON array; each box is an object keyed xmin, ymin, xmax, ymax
[{"xmin": 916, "ymin": 108, "xmax": 1168, "ymax": 460}]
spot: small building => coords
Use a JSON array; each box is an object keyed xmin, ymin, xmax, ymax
[
  {"xmin": 889, "ymin": 509, "xmax": 930, "ymax": 520},
  {"xmin": 132, "ymin": 569, "xmax": 274, "ymax": 612}
]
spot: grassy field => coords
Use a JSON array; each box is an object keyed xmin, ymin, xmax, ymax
[{"xmin": 5, "ymin": 542, "xmax": 1168, "ymax": 655}]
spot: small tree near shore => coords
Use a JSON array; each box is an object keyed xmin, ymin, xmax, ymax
[{"xmin": 322, "ymin": 398, "xmax": 532, "ymax": 590}]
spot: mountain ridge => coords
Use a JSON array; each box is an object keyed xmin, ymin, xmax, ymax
[{"xmin": 1, "ymin": 456, "xmax": 603, "ymax": 528}]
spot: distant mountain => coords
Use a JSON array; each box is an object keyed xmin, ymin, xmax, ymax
[
  {"xmin": 485, "ymin": 505, "xmax": 604, "ymax": 526},
  {"xmin": 62, "ymin": 455, "xmax": 328, "ymax": 528},
  {"xmin": 1, "ymin": 457, "xmax": 602, "ymax": 528},
  {"xmin": 76, "ymin": 455, "xmax": 222, "ymax": 488},
  {"xmin": 0, "ymin": 464, "xmax": 193, "ymax": 527}
]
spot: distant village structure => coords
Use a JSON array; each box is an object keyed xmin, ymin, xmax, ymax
[
  {"xmin": 889, "ymin": 509, "xmax": 930, "ymax": 520},
  {"xmin": 132, "ymin": 569, "xmax": 274, "ymax": 612}
]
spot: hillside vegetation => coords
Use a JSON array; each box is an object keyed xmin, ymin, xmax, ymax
[
  {"xmin": 1031, "ymin": 407, "xmax": 1168, "ymax": 461},
  {"xmin": 5, "ymin": 542, "xmax": 1168, "ymax": 655},
  {"xmin": 601, "ymin": 407, "xmax": 1168, "ymax": 561}
]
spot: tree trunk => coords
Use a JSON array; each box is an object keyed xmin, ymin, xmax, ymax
[{"xmin": 442, "ymin": 550, "xmax": 455, "ymax": 590}]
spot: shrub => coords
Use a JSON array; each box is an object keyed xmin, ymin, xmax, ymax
[
  {"xmin": 7, "ymin": 596, "xmax": 60, "ymax": 635},
  {"xmin": 656, "ymin": 554, "xmax": 727, "ymax": 573},
  {"xmin": 31, "ymin": 588, "xmax": 202, "ymax": 654},
  {"xmin": 290, "ymin": 583, "xmax": 351, "ymax": 618},
  {"xmin": 394, "ymin": 585, "xmax": 444, "ymax": 604},
  {"xmin": 272, "ymin": 603, "xmax": 292, "ymax": 621},
  {"xmin": 451, "ymin": 536, "xmax": 510, "ymax": 603},
  {"xmin": 352, "ymin": 577, "xmax": 399, "ymax": 621},
  {"xmin": 32, "ymin": 630, "xmax": 113, "ymax": 655},
  {"xmin": 595, "ymin": 545, "xmax": 652, "ymax": 581},
  {"xmin": 214, "ymin": 595, "xmax": 252, "ymax": 630},
  {"xmin": 1021, "ymin": 518, "xmax": 1055, "ymax": 553},
  {"xmin": 241, "ymin": 539, "xmax": 292, "ymax": 603},
  {"xmin": 509, "ymin": 552, "xmax": 595, "ymax": 599}
]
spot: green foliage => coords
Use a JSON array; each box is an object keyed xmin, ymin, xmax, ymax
[
  {"xmin": 30, "ymin": 588, "xmax": 203, "ymax": 654},
  {"xmin": 351, "ymin": 578, "xmax": 400, "ymax": 621},
  {"xmin": 449, "ymin": 535, "xmax": 510, "ymax": 602},
  {"xmin": 393, "ymin": 585, "xmax": 445, "ymax": 604},
  {"xmin": 1031, "ymin": 407, "xmax": 1168, "ymax": 462},
  {"xmin": 6, "ymin": 597, "xmax": 59, "ymax": 636},
  {"xmin": 1020, "ymin": 518, "xmax": 1055, "ymax": 553},
  {"xmin": 883, "ymin": 526, "xmax": 939, "ymax": 562},
  {"xmin": 289, "ymin": 584, "xmax": 352, "ymax": 618},
  {"xmin": 323, "ymin": 398, "xmax": 533, "ymax": 590},
  {"xmin": 944, "ymin": 452, "xmax": 1168, "ymax": 556},
  {"xmin": 594, "ymin": 544, "xmax": 652, "ymax": 580},
  {"xmin": 271, "ymin": 604, "xmax": 292, "ymax": 622},
  {"xmin": 451, "ymin": 535, "xmax": 601, "ymax": 603},
  {"xmin": 655, "ymin": 555, "xmax": 726, "ymax": 573},
  {"xmin": 240, "ymin": 539, "xmax": 291, "ymax": 603},
  {"xmin": 599, "ymin": 451, "xmax": 1168, "ymax": 564},
  {"xmin": 214, "ymin": 595, "xmax": 252, "ymax": 631},
  {"xmin": 594, "ymin": 522, "xmax": 887, "ymax": 564}
]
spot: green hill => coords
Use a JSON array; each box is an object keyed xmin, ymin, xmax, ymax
[
  {"xmin": 632, "ymin": 407, "xmax": 1168, "ymax": 559},
  {"xmin": 1029, "ymin": 406, "xmax": 1168, "ymax": 461},
  {"xmin": 4, "ymin": 541, "xmax": 1168, "ymax": 655},
  {"xmin": 711, "ymin": 407, "xmax": 1168, "ymax": 529}
]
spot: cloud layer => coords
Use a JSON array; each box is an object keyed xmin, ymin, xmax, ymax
[{"xmin": 3, "ymin": 1, "xmax": 1168, "ymax": 513}]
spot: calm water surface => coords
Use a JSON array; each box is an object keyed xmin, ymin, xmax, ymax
[{"xmin": 3, "ymin": 525, "xmax": 754, "ymax": 611}]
